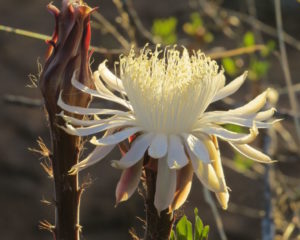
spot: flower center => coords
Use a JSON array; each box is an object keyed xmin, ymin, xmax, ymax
[{"xmin": 119, "ymin": 46, "xmax": 224, "ymax": 134}]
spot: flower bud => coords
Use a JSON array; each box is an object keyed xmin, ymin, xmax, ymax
[{"xmin": 40, "ymin": 0, "xmax": 94, "ymax": 117}]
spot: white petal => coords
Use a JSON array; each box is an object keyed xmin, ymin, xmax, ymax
[
  {"xmin": 69, "ymin": 144, "xmax": 115, "ymax": 174},
  {"xmin": 72, "ymin": 71, "xmax": 132, "ymax": 109},
  {"xmin": 196, "ymin": 124, "xmax": 258, "ymax": 144},
  {"xmin": 255, "ymin": 108, "xmax": 276, "ymax": 121},
  {"xmin": 148, "ymin": 134, "xmax": 168, "ymax": 159},
  {"xmin": 58, "ymin": 92, "xmax": 130, "ymax": 116},
  {"xmin": 98, "ymin": 62, "xmax": 125, "ymax": 94},
  {"xmin": 228, "ymin": 89, "xmax": 269, "ymax": 115},
  {"xmin": 57, "ymin": 111, "xmax": 134, "ymax": 126},
  {"xmin": 186, "ymin": 146, "xmax": 224, "ymax": 192},
  {"xmin": 154, "ymin": 157, "xmax": 176, "ymax": 213},
  {"xmin": 111, "ymin": 133, "xmax": 154, "ymax": 169},
  {"xmin": 183, "ymin": 134, "xmax": 211, "ymax": 164},
  {"xmin": 212, "ymin": 71, "xmax": 247, "ymax": 102},
  {"xmin": 61, "ymin": 119, "xmax": 136, "ymax": 137},
  {"xmin": 229, "ymin": 142, "xmax": 274, "ymax": 163},
  {"xmin": 115, "ymin": 160, "xmax": 143, "ymax": 204},
  {"xmin": 200, "ymin": 115, "xmax": 276, "ymax": 128},
  {"xmin": 167, "ymin": 135, "xmax": 188, "ymax": 169},
  {"xmin": 90, "ymin": 127, "xmax": 142, "ymax": 146},
  {"xmin": 209, "ymin": 137, "xmax": 229, "ymax": 210}
]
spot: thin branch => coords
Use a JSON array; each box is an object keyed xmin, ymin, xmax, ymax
[
  {"xmin": 223, "ymin": 7, "xmax": 300, "ymax": 51},
  {"xmin": 207, "ymin": 44, "xmax": 266, "ymax": 59},
  {"xmin": 121, "ymin": 0, "xmax": 155, "ymax": 43},
  {"xmin": 91, "ymin": 12, "xmax": 131, "ymax": 49},
  {"xmin": 0, "ymin": 24, "xmax": 125, "ymax": 55},
  {"xmin": 0, "ymin": 24, "xmax": 49, "ymax": 41},
  {"xmin": 274, "ymin": 0, "xmax": 300, "ymax": 142},
  {"xmin": 203, "ymin": 188, "xmax": 227, "ymax": 240},
  {"xmin": 2, "ymin": 94, "xmax": 43, "ymax": 108}
]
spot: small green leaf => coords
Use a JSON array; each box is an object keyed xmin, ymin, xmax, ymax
[
  {"xmin": 222, "ymin": 57, "xmax": 237, "ymax": 76},
  {"xmin": 201, "ymin": 226, "xmax": 210, "ymax": 240},
  {"xmin": 152, "ymin": 17, "xmax": 178, "ymax": 45},
  {"xmin": 194, "ymin": 208, "xmax": 204, "ymax": 240},
  {"xmin": 203, "ymin": 32, "xmax": 214, "ymax": 43},
  {"xmin": 260, "ymin": 40, "xmax": 276, "ymax": 57},
  {"xmin": 176, "ymin": 215, "xmax": 193, "ymax": 240},
  {"xmin": 243, "ymin": 31, "xmax": 255, "ymax": 47}
]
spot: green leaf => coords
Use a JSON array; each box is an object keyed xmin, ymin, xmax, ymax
[
  {"xmin": 170, "ymin": 230, "xmax": 176, "ymax": 240},
  {"xmin": 176, "ymin": 215, "xmax": 193, "ymax": 240},
  {"xmin": 260, "ymin": 40, "xmax": 276, "ymax": 57},
  {"xmin": 194, "ymin": 208, "xmax": 204, "ymax": 240},
  {"xmin": 222, "ymin": 57, "xmax": 237, "ymax": 76},
  {"xmin": 152, "ymin": 17, "xmax": 178, "ymax": 45},
  {"xmin": 249, "ymin": 60, "xmax": 270, "ymax": 80},
  {"xmin": 201, "ymin": 226, "xmax": 210, "ymax": 240},
  {"xmin": 243, "ymin": 31, "xmax": 255, "ymax": 47}
]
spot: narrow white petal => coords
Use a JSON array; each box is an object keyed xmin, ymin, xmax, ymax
[
  {"xmin": 200, "ymin": 115, "xmax": 276, "ymax": 128},
  {"xmin": 63, "ymin": 120, "xmax": 136, "ymax": 137},
  {"xmin": 58, "ymin": 92, "xmax": 130, "ymax": 116},
  {"xmin": 167, "ymin": 135, "xmax": 188, "ymax": 169},
  {"xmin": 69, "ymin": 144, "xmax": 115, "ymax": 174},
  {"xmin": 72, "ymin": 71, "xmax": 132, "ymax": 109},
  {"xmin": 98, "ymin": 62, "xmax": 125, "ymax": 94},
  {"xmin": 148, "ymin": 134, "xmax": 168, "ymax": 159},
  {"xmin": 184, "ymin": 134, "xmax": 211, "ymax": 164},
  {"xmin": 115, "ymin": 160, "xmax": 143, "ymax": 204},
  {"xmin": 154, "ymin": 157, "xmax": 176, "ymax": 213},
  {"xmin": 196, "ymin": 124, "xmax": 258, "ymax": 144},
  {"xmin": 186, "ymin": 146, "xmax": 224, "ymax": 192},
  {"xmin": 255, "ymin": 108, "xmax": 276, "ymax": 121},
  {"xmin": 90, "ymin": 127, "xmax": 142, "ymax": 146},
  {"xmin": 112, "ymin": 133, "xmax": 154, "ymax": 169},
  {"xmin": 229, "ymin": 142, "xmax": 274, "ymax": 163},
  {"xmin": 212, "ymin": 71, "xmax": 247, "ymax": 102},
  {"xmin": 57, "ymin": 111, "xmax": 134, "ymax": 126},
  {"xmin": 228, "ymin": 89, "xmax": 269, "ymax": 115},
  {"xmin": 209, "ymin": 137, "xmax": 229, "ymax": 210}
]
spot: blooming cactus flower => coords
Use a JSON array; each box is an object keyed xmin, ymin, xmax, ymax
[{"xmin": 58, "ymin": 46, "xmax": 276, "ymax": 212}]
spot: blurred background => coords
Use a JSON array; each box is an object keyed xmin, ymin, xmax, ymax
[{"xmin": 1, "ymin": 0, "xmax": 300, "ymax": 239}]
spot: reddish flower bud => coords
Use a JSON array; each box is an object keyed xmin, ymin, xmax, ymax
[
  {"xmin": 39, "ymin": 1, "xmax": 95, "ymax": 239},
  {"xmin": 40, "ymin": 0, "xmax": 94, "ymax": 117}
]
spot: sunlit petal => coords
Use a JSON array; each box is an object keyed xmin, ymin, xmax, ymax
[{"xmin": 154, "ymin": 157, "xmax": 177, "ymax": 213}]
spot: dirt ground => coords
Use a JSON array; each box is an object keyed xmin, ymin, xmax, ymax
[{"xmin": 1, "ymin": 0, "xmax": 300, "ymax": 239}]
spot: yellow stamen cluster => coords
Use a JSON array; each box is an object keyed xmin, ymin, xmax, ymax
[{"xmin": 118, "ymin": 46, "xmax": 224, "ymax": 134}]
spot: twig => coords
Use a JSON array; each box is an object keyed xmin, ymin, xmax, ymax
[
  {"xmin": 274, "ymin": 0, "xmax": 300, "ymax": 142},
  {"xmin": 223, "ymin": 7, "xmax": 300, "ymax": 51},
  {"xmin": 207, "ymin": 44, "xmax": 266, "ymax": 59},
  {"xmin": 0, "ymin": 24, "xmax": 125, "ymax": 55},
  {"xmin": 91, "ymin": 12, "xmax": 131, "ymax": 49},
  {"xmin": 121, "ymin": 0, "xmax": 155, "ymax": 43},
  {"xmin": 203, "ymin": 188, "xmax": 227, "ymax": 240},
  {"xmin": 2, "ymin": 94, "xmax": 43, "ymax": 108}
]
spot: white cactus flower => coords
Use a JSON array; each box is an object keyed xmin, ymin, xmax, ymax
[{"xmin": 58, "ymin": 46, "xmax": 276, "ymax": 212}]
